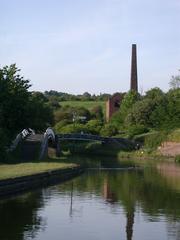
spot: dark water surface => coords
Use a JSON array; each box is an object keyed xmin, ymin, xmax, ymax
[{"xmin": 1, "ymin": 158, "xmax": 180, "ymax": 240}]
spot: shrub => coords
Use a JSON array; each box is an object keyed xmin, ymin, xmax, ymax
[
  {"xmin": 127, "ymin": 124, "xmax": 149, "ymax": 138},
  {"xmin": 58, "ymin": 123, "xmax": 88, "ymax": 134},
  {"xmin": 85, "ymin": 119, "xmax": 103, "ymax": 135},
  {"xmin": 175, "ymin": 155, "xmax": 180, "ymax": 163},
  {"xmin": 100, "ymin": 124, "xmax": 118, "ymax": 137},
  {"xmin": 144, "ymin": 131, "xmax": 167, "ymax": 149}
]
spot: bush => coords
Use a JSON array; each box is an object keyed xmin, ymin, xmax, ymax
[
  {"xmin": 175, "ymin": 155, "xmax": 180, "ymax": 163},
  {"xmin": 127, "ymin": 125, "xmax": 149, "ymax": 138},
  {"xmin": 144, "ymin": 131, "xmax": 167, "ymax": 149},
  {"xmin": 58, "ymin": 123, "xmax": 88, "ymax": 134},
  {"xmin": 100, "ymin": 124, "xmax": 118, "ymax": 137},
  {"xmin": 85, "ymin": 120, "xmax": 103, "ymax": 135}
]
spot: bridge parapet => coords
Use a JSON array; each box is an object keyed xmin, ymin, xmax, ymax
[
  {"xmin": 57, "ymin": 133, "xmax": 106, "ymax": 142},
  {"xmin": 8, "ymin": 128, "xmax": 34, "ymax": 152},
  {"xmin": 39, "ymin": 128, "xmax": 56, "ymax": 160},
  {"xmin": 56, "ymin": 133, "xmax": 137, "ymax": 150}
]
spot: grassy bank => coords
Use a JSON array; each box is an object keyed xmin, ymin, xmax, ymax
[
  {"xmin": 59, "ymin": 100, "xmax": 105, "ymax": 112},
  {"xmin": 118, "ymin": 129, "xmax": 180, "ymax": 161},
  {"xmin": 0, "ymin": 162, "xmax": 76, "ymax": 180}
]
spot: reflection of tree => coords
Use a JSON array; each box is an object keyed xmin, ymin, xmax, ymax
[{"xmin": 0, "ymin": 191, "xmax": 45, "ymax": 240}]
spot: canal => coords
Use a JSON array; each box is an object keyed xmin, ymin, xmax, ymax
[{"xmin": 1, "ymin": 157, "xmax": 180, "ymax": 240}]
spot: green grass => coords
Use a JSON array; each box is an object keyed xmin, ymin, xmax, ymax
[
  {"xmin": 0, "ymin": 162, "xmax": 77, "ymax": 180},
  {"xmin": 59, "ymin": 100, "xmax": 105, "ymax": 113}
]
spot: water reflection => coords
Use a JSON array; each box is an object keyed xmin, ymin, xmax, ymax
[
  {"xmin": 0, "ymin": 160, "xmax": 180, "ymax": 240},
  {"xmin": 0, "ymin": 191, "xmax": 46, "ymax": 240}
]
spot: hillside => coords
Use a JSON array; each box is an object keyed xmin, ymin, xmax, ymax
[{"xmin": 59, "ymin": 100, "xmax": 105, "ymax": 112}]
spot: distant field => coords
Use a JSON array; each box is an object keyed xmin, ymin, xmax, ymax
[{"xmin": 59, "ymin": 101, "xmax": 105, "ymax": 112}]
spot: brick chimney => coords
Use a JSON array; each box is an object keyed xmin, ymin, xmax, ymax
[{"xmin": 130, "ymin": 44, "xmax": 138, "ymax": 92}]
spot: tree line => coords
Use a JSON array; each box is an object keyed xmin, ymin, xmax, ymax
[{"xmin": 0, "ymin": 64, "xmax": 179, "ymax": 158}]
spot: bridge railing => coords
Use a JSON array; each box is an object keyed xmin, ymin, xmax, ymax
[
  {"xmin": 39, "ymin": 127, "xmax": 56, "ymax": 160},
  {"xmin": 8, "ymin": 128, "xmax": 34, "ymax": 152},
  {"xmin": 56, "ymin": 133, "xmax": 138, "ymax": 150},
  {"xmin": 57, "ymin": 133, "xmax": 105, "ymax": 142}
]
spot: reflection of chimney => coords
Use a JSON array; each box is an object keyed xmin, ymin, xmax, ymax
[
  {"xmin": 126, "ymin": 211, "xmax": 134, "ymax": 240},
  {"xmin": 130, "ymin": 44, "xmax": 138, "ymax": 92}
]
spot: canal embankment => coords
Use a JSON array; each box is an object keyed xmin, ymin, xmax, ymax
[{"xmin": 0, "ymin": 163, "xmax": 84, "ymax": 197}]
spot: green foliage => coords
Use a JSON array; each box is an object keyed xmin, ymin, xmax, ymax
[
  {"xmin": 0, "ymin": 64, "xmax": 31, "ymax": 138},
  {"xmin": 175, "ymin": 155, "xmax": 180, "ymax": 162},
  {"xmin": 54, "ymin": 106, "xmax": 91, "ymax": 124},
  {"xmin": 0, "ymin": 64, "xmax": 54, "ymax": 156},
  {"xmin": 125, "ymin": 99, "xmax": 154, "ymax": 127},
  {"xmin": 91, "ymin": 105, "xmax": 104, "ymax": 121},
  {"xmin": 145, "ymin": 87, "xmax": 164, "ymax": 99},
  {"xmin": 58, "ymin": 123, "xmax": 88, "ymax": 134},
  {"xmin": 167, "ymin": 129, "xmax": 180, "ymax": 142},
  {"xmin": 59, "ymin": 100, "xmax": 105, "ymax": 113},
  {"xmin": 27, "ymin": 93, "xmax": 54, "ymax": 130},
  {"xmin": 0, "ymin": 128, "xmax": 8, "ymax": 160},
  {"xmin": 169, "ymin": 70, "xmax": 180, "ymax": 89},
  {"xmin": 100, "ymin": 124, "xmax": 118, "ymax": 137},
  {"xmin": 85, "ymin": 119, "xmax": 103, "ymax": 135},
  {"xmin": 110, "ymin": 90, "xmax": 140, "ymax": 130},
  {"xmin": 110, "ymin": 86, "xmax": 180, "ymax": 138},
  {"xmin": 127, "ymin": 125, "xmax": 149, "ymax": 138},
  {"xmin": 144, "ymin": 131, "xmax": 167, "ymax": 150},
  {"xmin": 54, "ymin": 120, "xmax": 70, "ymax": 132},
  {"xmin": 55, "ymin": 119, "xmax": 103, "ymax": 135}
]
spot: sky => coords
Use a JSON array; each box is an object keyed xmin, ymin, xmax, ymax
[{"xmin": 0, "ymin": 0, "xmax": 180, "ymax": 94}]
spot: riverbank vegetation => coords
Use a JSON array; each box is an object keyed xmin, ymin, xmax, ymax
[{"xmin": 0, "ymin": 64, "xmax": 180, "ymax": 162}]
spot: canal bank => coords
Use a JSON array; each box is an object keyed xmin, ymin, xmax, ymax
[{"xmin": 0, "ymin": 164, "xmax": 84, "ymax": 197}]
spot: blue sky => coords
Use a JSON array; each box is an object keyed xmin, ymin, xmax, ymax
[{"xmin": 0, "ymin": 0, "xmax": 180, "ymax": 94}]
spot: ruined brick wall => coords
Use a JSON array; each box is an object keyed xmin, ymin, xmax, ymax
[{"xmin": 106, "ymin": 94, "xmax": 124, "ymax": 122}]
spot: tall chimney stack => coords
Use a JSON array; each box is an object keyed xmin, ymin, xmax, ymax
[{"xmin": 130, "ymin": 44, "xmax": 138, "ymax": 92}]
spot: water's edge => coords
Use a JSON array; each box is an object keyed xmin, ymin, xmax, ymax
[{"xmin": 0, "ymin": 166, "xmax": 84, "ymax": 198}]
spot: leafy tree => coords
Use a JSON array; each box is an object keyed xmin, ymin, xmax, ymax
[
  {"xmin": 145, "ymin": 87, "xmax": 164, "ymax": 99},
  {"xmin": 0, "ymin": 64, "xmax": 54, "ymax": 156},
  {"xmin": 125, "ymin": 99, "xmax": 155, "ymax": 127},
  {"xmin": 0, "ymin": 64, "xmax": 31, "ymax": 139},
  {"xmin": 110, "ymin": 90, "xmax": 140, "ymax": 129},
  {"xmin": 169, "ymin": 71, "xmax": 180, "ymax": 89},
  {"xmin": 26, "ymin": 93, "xmax": 54, "ymax": 130}
]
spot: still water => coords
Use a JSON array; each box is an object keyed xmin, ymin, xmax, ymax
[{"xmin": 1, "ymin": 158, "xmax": 180, "ymax": 240}]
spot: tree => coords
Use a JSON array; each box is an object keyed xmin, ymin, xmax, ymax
[
  {"xmin": 110, "ymin": 90, "xmax": 140, "ymax": 130},
  {"xmin": 169, "ymin": 70, "xmax": 180, "ymax": 89},
  {"xmin": 145, "ymin": 87, "xmax": 164, "ymax": 99},
  {"xmin": 0, "ymin": 64, "xmax": 31, "ymax": 139},
  {"xmin": 26, "ymin": 94, "xmax": 54, "ymax": 130}
]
